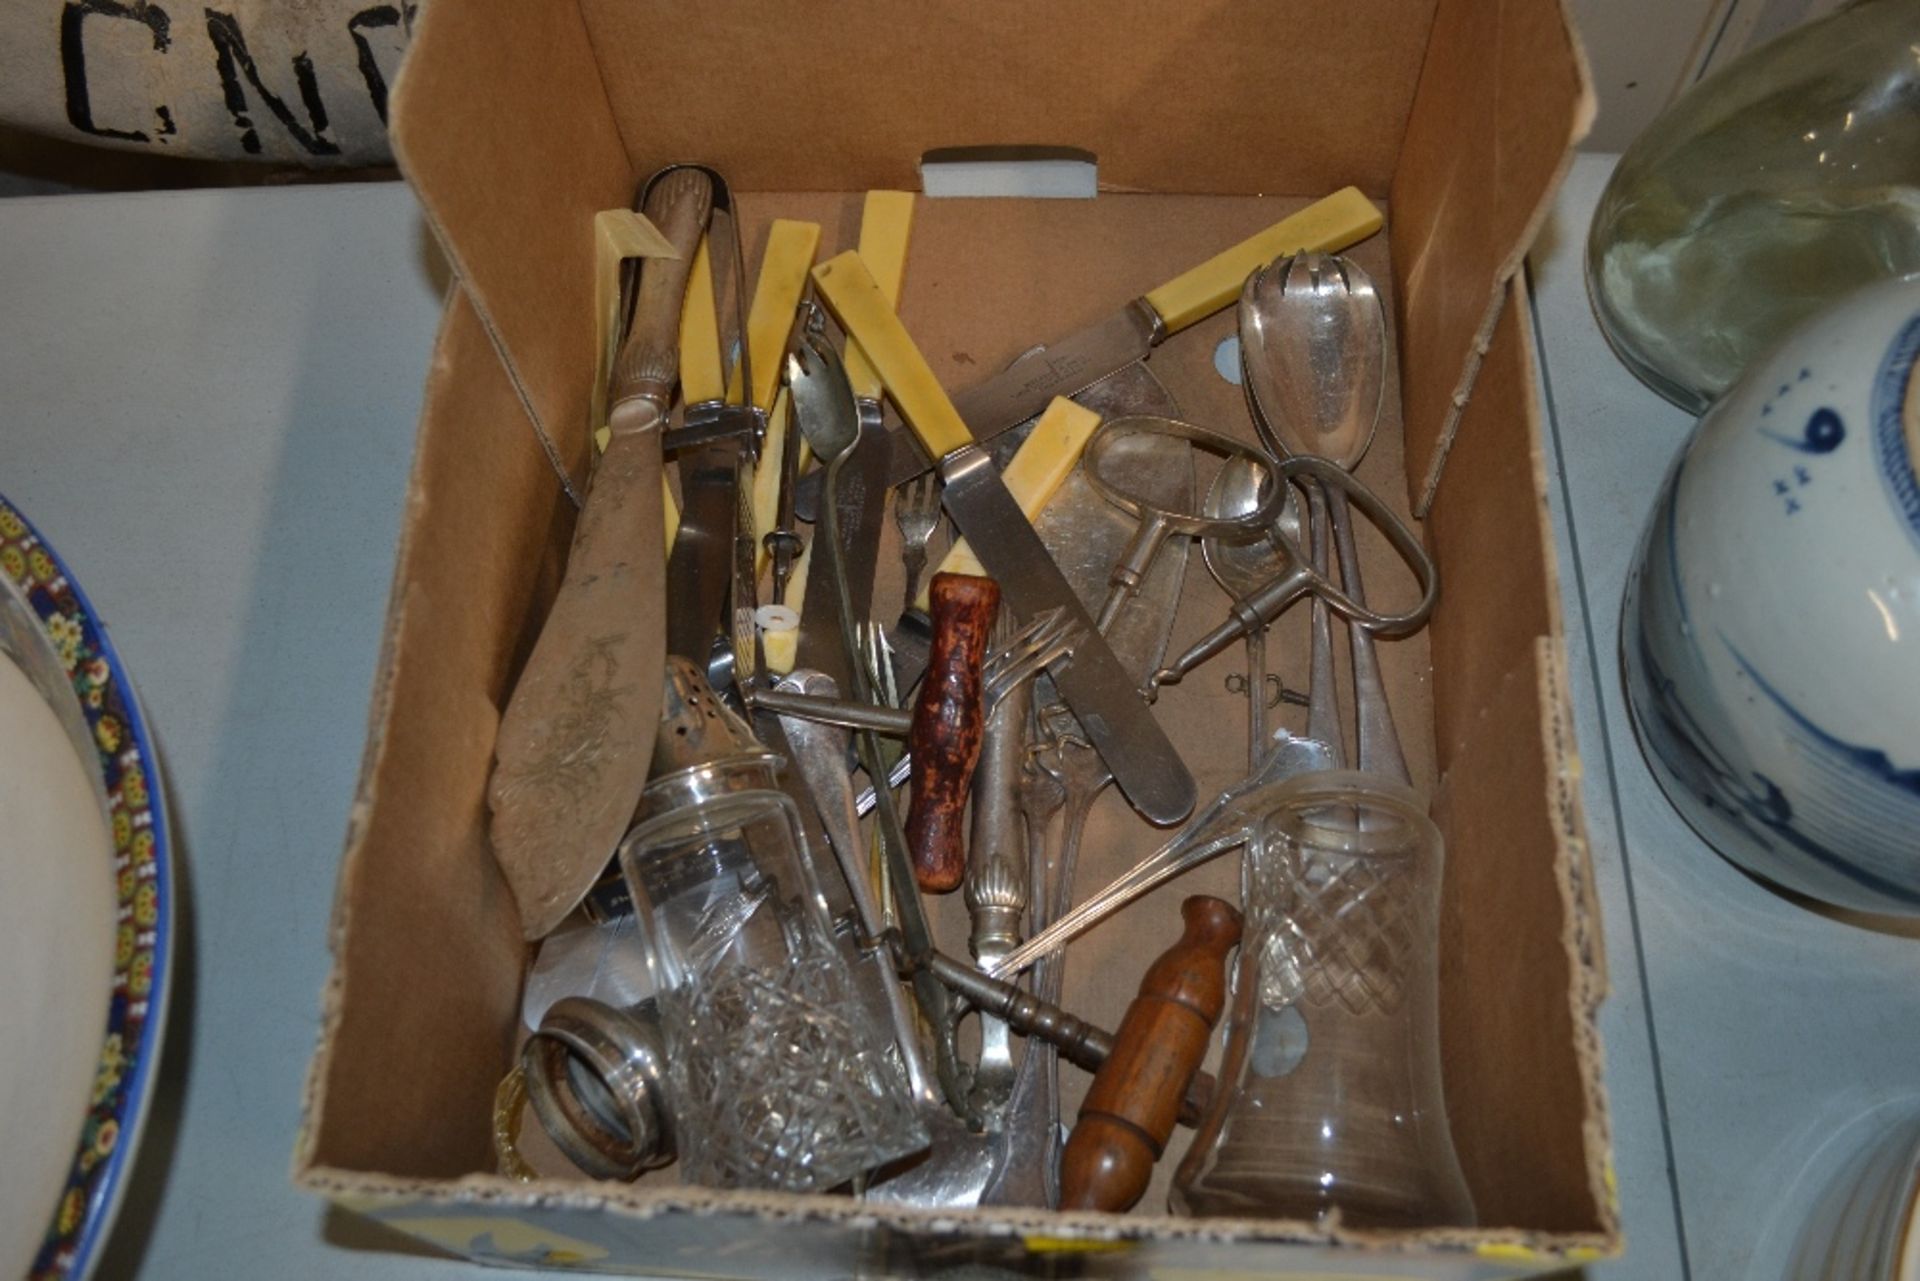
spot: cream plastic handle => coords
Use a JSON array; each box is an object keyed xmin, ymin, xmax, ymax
[
  {"xmin": 1141, "ymin": 186, "xmax": 1382, "ymax": 335},
  {"xmin": 734, "ymin": 219, "xmax": 822, "ymax": 412},
  {"xmin": 813, "ymin": 250, "xmax": 972, "ymax": 460},
  {"xmin": 744, "ymin": 221, "xmax": 822, "ymax": 567},
  {"xmin": 923, "ymin": 396, "xmax": 1099, "ymax": 607},
  {"xmin": 676, "ymin": 237, "xmax": 724, "ymax": 405},
  {"xmin": 844, "ymin": 191, "xmax": 917, "ymax": 402}
]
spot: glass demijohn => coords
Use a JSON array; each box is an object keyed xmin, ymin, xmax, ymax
[{"xmin": 1587, "ymin": 0, "xmax": 1920, "ymax": 413}]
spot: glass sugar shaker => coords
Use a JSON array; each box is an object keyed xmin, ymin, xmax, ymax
[
  {"xmin": 615, "ymin": 657, "xmax": 926, "ymax": 1193},
  {"xmin": 1172, "ymin": 770, "xmax": 1475, "ymax": 1228}
]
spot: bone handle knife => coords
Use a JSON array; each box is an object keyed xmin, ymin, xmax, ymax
[
  {"xmin": 792, "ymin": 187, "xmax": 1384, "ymax": 516},
  {"xmin": 812, "ymin": 250, "xmax": 1197, "ymax": 826}
]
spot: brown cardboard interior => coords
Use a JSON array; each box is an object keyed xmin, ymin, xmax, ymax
[
  {"xmin": 299, "ymin": 0, "xmax": 1609, "ymax": 1262},
  {"xmin": 386, "ymin": 0, "xmax": 1586, "ymax": 517},
  {"xmin": 575, "ymin": 0, "xmax": 1436, "ymax": 196},
  {"xmin": 1391, "ymin": 0, "xmax": 1596, "ymax": 515}
]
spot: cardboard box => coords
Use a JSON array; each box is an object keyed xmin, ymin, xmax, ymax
[{"xmin": 295, "ymin": 0, "xmax": 1614, "ymax": 1274}]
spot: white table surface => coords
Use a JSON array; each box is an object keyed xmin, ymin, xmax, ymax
[
  {"xmin": 0, "ymin": 183, "xmax": 457, "ymax": 1279},
  {"xmin": 0, "ymin": 161, "xmax": 1904, "ymax": 1281}
]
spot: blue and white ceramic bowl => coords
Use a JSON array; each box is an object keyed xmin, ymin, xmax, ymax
[{"xmin": 1623, "ymin": 274, "xmax": 1920, "ymax": 915}]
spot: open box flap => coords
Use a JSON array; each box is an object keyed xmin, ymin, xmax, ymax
[
  {"xmin": 387, "ymin": 0, "xmax": 1449, "ymax": 504},
  {"xmin": 1390, "ymin": 0, "xmax": 1595, "ymax": 516},
  {"xmin": 386, "ymin": 0, "xmax": 636, "ymax": 504},
  {"xmin": 297, "ymin": 284, "xmax": 566, "ymax": 1179}
]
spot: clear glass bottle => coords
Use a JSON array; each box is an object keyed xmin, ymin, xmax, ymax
[
  {"xmin": 1172, "ymin": 771, "xmax": 1474, "ymax": 1228},
  {"xmin": 1587, "ymin": 0, "xmax": 1920, "ymax": 413},
  {"xmin": 618, "ymin": 776, "xmax": 926, "ymax": 1192}
]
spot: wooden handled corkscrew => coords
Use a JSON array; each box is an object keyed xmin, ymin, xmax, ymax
[
  {"xmin": 905, "ymin": 572, "xmax": 999, "ymax": 891},
  {"xmin": 1058, "ymin": 895, "xmax": 1242, "ymax": 1212}
]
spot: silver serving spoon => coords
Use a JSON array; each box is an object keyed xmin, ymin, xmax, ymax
[{"xmin": 1240, "ymin": 252, "xmax": 1410, "ymax": 781}]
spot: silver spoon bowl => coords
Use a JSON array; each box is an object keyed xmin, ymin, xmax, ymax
[
  {"xmin": 1240, "ymin": 251, "xmax": 1417, "ymax": 785},
  {"xmin": 1200, "ymin": 456, "xmax": 1301, "ymax": 768}
]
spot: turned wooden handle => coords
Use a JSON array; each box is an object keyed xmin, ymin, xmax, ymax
[
  {"xmin": 905, "ymin": 572, "xmax": 999, "ymax": 892},
  {"xmin": 608, "ymin": 167, "xmax": 714, "ymax": 431},
  {"xmin": 1059, "ymin": 895, "xmax": 1242, "ymax": 1212}
]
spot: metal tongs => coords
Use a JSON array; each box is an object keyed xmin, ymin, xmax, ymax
[{"xmin": 1078, "ymin": 415, "xmax": 1287, "ymax": 631}]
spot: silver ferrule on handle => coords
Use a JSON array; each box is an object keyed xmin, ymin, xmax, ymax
[
  {"xmin": 964, "ymin": 675, "xmax": 1031, "ymax": 1109},
  {"xmin": 965, "ymin": 683, "xmax": 1031, "ymax": 963}
]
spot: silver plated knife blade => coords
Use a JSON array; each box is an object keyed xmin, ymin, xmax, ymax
[
  {"xmin": 814, "ymin": 249, "xmax": 1196, "ymax": 826},
  {"xmin": 663, "ymin": 172, "xmax": 756, "ymax": 670},
  {"xmin": 666, "ymin": 433, "xmax": 752, "ymax": 666},
  {"xmin": 488, "ymin": 165, "xmax": 713, "ymax": 941},
  {"xmin": 888, "ymin": 300, "xmax": 1159, "ymax": 481},
  {"xmin": 939, "ymin": 443, "xmax": 1194, "ymax": 825},
  {"xmin": 886, "ymin": 361, "xmax": 1180, "ymax": 694}
]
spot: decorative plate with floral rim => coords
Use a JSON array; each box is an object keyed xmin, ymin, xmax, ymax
[{"xmin": 0, "ymin": 495, "xmax": 172, "ymax": 1281}]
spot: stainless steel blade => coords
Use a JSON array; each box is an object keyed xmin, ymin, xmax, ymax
[
  {"xmin": 910, "ymin": 300, "xmax": 1161, "ymax": 478},
  {"xmin": 938, "ymin": 444, "xmax": 1195, "ymax": 826},
  {"xmin": 793, "ymin": 300, "xmax": 1159, "ymax": 519},
  {"xmin": 664, "ymin": 435, "xmax": 750, "ymax": 664},
  {"xmin": 664, "ymin": 175, "xmax": 756, "ymax": 673},
  {"xmin": 884, "ymin": 361, "xmax": 1182, "ymax": 697},
  {"xmin": 979, "ymin": 365, "xmax": 1190, "ymax": 1208}
]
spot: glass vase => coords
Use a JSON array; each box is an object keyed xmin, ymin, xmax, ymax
[{"xmin": 1171, "ymin": 771, "xmax": 1474, "ymax": 1228}]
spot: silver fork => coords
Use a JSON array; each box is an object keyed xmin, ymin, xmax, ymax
[
  {"xmin": 859, "ymin": 621, "xmax": 903, "ymax": 928},
  {"xmin": 893, "ymin": 473, "xmax": 941, "ymax": 611}
]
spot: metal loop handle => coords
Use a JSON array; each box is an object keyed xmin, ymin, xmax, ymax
[
  {"xmin": 1084, "ymin": 416, "xmax": 1285, "ymax": 540},
  {"xmin": 1083, "ymin": 415, "xmax": 1289, "ymax": 632},
  {"xmin": 1145, "ymin": 455, "xmax": 1437, "ymax": 699},
  {"xmin": 1279, "ymin": 455, "xmax": 1437, "ymax": 636}
]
